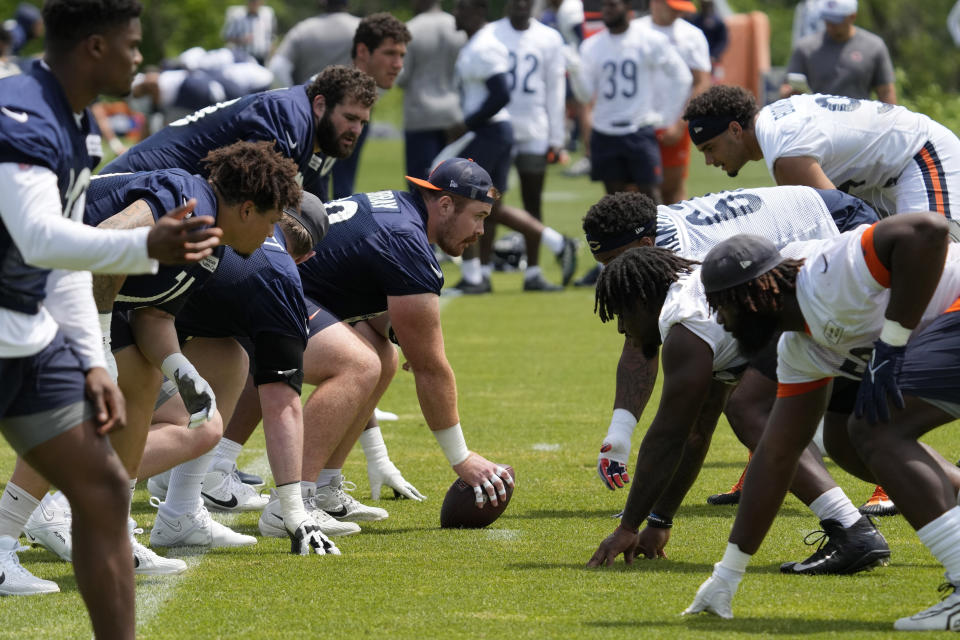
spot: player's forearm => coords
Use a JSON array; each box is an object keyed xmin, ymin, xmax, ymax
[
  {"xmin": 413, "ymin": 360, "xmax": 460, "ymax": 432},
  {"xmin": 129, "ymin": 307, "xmax": 182, "ymax": 370},
  {"xmin": 613, "ymin": 341, "xmax": 658, "ymax": 417},
  {"xmin": 620, "ymin": 420, "xmax": 692, "ymax": 530},
  {"xmin": 885, "ymin": 214, "xmax": 949, "ymax": 328},
  {"xmin": 44, "ymin": 269, "xmax": 107, "ymax": 372}
]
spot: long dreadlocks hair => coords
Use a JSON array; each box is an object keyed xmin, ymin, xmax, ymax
[
  {"xmin": 704, "ymin": 259, "xmax": 805, "ymax": 314},
  {"xmin": 595, "ymin": 247, "xmax": 699, "ymax": 323}
]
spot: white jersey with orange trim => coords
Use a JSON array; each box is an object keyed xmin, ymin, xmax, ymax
[
  {"xmin": 659, "ymin": 272, "xmax": 745, "ymax": 382},
  {"xmin": 488, "ymin": 18, "xmax": 566, "ymax": 148},
  {"xmin": 776, "ymin": 225, "xmax": 960, "ymax": 385},
  {"xmin": 654, "ymin": 185, "xmax": 843, "ymax": 259},
  {"xmin": 576, "ymin": 21, "xmax": 691, "ymax": 135},
  {"xmin": 754, "ymin": 94, "xmax": 958, "ymax": 216},
  {"xmin": 456, "ymin": 24, "xmax": 512, "ymax": 125}
]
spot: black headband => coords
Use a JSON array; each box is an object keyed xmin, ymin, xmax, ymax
[
  {"xmin": 586, "ymin": 225, "xmax": 655, "ymax": 255},
  {"xmin": 688, "ymin": 115, "xmax": 737, "ymax": 145}
]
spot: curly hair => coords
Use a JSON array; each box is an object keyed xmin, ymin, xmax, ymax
[
  {"xmin": 352, "ymin": 13, "xmax": 411, "ymax": 59},
  {"xmin": 306, "ymin": 65, "xmax": 377, "ymax": 110},
  {"xmin": 582, "ymin": 192, "xmax": 658, "ymax": 239},
  {"xmin": 202, "ymin": 141, "xmax": 301, "ymax": 214},
  {"xmin": 43, "ymin": 0, "xmax": 142, "ymax": 53},
  {"xmin": 683, "ymin": 85, "xmax": 759, "ymax": 130},
  {"xmin": 704, "ymin": 259, "xmax": 804, "ymax": 315},
  {"xmin": 595, "ymin": 247, "xmax": 699, "ymax": 323}
]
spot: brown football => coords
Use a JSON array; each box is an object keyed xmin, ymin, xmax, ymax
[{"xmin": 439, "ymin": 465, "xmax": 515, "ymax": 529}]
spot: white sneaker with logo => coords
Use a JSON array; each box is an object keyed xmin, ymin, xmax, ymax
[
  {"xmin": 149, "ymin": 501, "xmax": 256, "ymax": 549},
  {"xmin": 314, "ymin": 475, "xmax": 388, "ymax": 523},
  {"xmin": 24, "ymin": 495, "xmax": 72, "ymax": 561},
  {"xmin": 130, "ymin": 518, "xmax": 188, "ymax": 576},
  {"xmin": 258, "ymin": 489, "xmax": 360, "ymax": 538},
  {"xmin": 0, "ymin": 535, "xmax": 59, "ymax": 595},
  {"xmin": 201, "ymin": 467, "xmax": 269, "ymax": 512},
  {"xmin": 894, "ymin": 582, "xmax": 960, "ymax": 631}
]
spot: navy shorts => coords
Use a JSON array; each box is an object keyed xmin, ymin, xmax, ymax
[
  {"xmin": 110, "ymin": 309, "xmax": 136, "ymax": 352},
  {"xmin": 462, "ymin": 121, "xmax": 514, "ymax": 193},
  {"xmin": 405, "ymin": 129, "xmax": 449, "ymax": 180},
  {"xmin": 0, "ymin": 332, "xmax": 92, "ymax": 455},
  {"xmin": 898, "ymin": 309, "xmax": 960, "ymax": 413},
  {"xmin": 306, "ymin": 296, "xmax": 340, "ymax": 339},
  {"xmin": 590, "ymin": 126, "xmax": 662, "ymax": 186}
]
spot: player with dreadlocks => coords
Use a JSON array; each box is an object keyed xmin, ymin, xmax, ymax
[{"xmin": 684, "ymin": 216, "xmax": 960, "ymax": 630}]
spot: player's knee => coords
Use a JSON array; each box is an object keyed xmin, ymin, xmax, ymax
[{"xmin": 63, "ymin": 456, "xmax": 129, "ymax": 519}]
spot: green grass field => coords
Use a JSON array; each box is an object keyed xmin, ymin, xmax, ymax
[{"xmin": 1, "ymin": 140, "xmax": 957, "ymax": 639}]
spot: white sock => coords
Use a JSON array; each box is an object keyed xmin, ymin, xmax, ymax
[
  {"xmin": 541, "ymin": 227, "xmax": 565, "ymax": 254},
  {"xmin": 160, "ymin": 453, "xmax": 213, "ymax": 518},
  {"xmin": 50, "ymin": 490, "xmax": 70, "ymax": 510},
  {"xmin": 0, "ymin": 482, "xmax": 39, "ymax": 539},
  {"xmin": 360, "ymin": 427, "xmax": 391, "ymax": 468},
  {"xmin": 481, "ymin": 263, "xmax": 494, "ymax": 279},
  {"xmin": 128, "ymin": 478, "xmax": 138, "ymax": 518},
  {"xmin": 210, "ymin": 437, "xmax": 243, "ymax": 471},
  {"xmin": 524, "ymin": 265, "xmax": 542, "ymax": 281},
  {"xmin": 808, "ymin": 487, "xmax": 862, "ymax": 528},
  {"xmin": 917, "ymin": 506, "xmax": 960, "ymax": 582},
  {"xmin": 275, "ymin": 482, "xmax": 309, "ymax": 531},
  {"xmin": 461, "ymin": 258, "xmax": 482, "ymax": 285},
  {"xmin": 316, "ymin": 469, "xmax": 342, "ymax": 488}
]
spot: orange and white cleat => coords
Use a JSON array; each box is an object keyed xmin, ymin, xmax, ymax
[{"xmin": 858, "ymin": 485, "xmax": 898, "ymax": 517}]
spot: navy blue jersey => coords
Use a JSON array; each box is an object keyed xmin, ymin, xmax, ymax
[
  {"xmin": 814, "ymin": 188, "xmax": 881, "ymax": 232},
  {"xmin": 85, "ymin": 169, "xmax": 222, "ymax": 315},
  {"xmin": 0, "ymin": 61, "xmax": 102, "ymax": 314},
  {"xmin": 298, "ymin": 190, "xmax": 443, "ymax": 322},
  {"xmin": 101, "ymin": 84, "xmax": 333, "ymax": 201},
  {"xmin": 175, "ymin": 226, "xmax": 308, "ymax": 347}
]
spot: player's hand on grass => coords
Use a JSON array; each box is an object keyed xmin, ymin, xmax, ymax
[
  {"xmin": 683, "ymin": 564, "xmax": 740, "ymax": 619},
  {"xmin": 597, "ymin": 438, "xmax": 630, "ymax": 490},
  {"xmin": 287, "ymin": 519, "xmax": 340, "ymax": 556},
  {"xmin": 855, "ymin": 339, "xmax": 906, "ymax": 424},
  {"xmin": 587, "ymin": 524, "xmax": 640, "ymax": 567},
  {"xmin": 368, "ymin": 460, "xmax": 426, "ymax": 501},
  {"xmin": 170, "ymin": 361, "xmax": 217, "ymax": 428},
  {"xmin": 452, "ymin": 453, "xmax": 514, "ymax": 508},
  {"xmin": 85, "ymin": 367, "xmax": 126, "ymax": 435},
  {"xmin": 147, "ymin": 199, "xmax": 222, "ymax": 264},
  {"xmin": 636, "ymin": 525, "xmax": 670, "ymax": 559}
]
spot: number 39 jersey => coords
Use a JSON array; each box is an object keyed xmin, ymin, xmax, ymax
[{"xmin": 654, "ymin": 185, "xmax": 877, "ymax": 260}]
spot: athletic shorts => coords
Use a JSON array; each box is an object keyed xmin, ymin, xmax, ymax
[
  {"xmin": 514, "ymin": 151, "xmax": 547, "ymax": 174},
  {"xmin": 462, "ymin": 121, "xmax": 514, "ymax": 193},
  {"xmin": 0, "ymin": 332, "xmax": 92, "ymax": 455},
  {"xmin": 897, "ymin": 306, "xmax": 960, "ymax": 416},
  {"xmin": 110, "ymin": 309, "xmax": 136, "ymax": 352},
  {"xmin": 305, "ymin": 296, "xmax": 340, "ymax": 339},
  {"xmin": 405, "ymin": 129, "xmax": 449, "ymax": 180},
  {"xmin": 589, "ymin": 126, "xmax": 662, "ymax": 186},
  {"xmin": 655, "ymin": 126, "xmax": 691, "ymax": 172}
]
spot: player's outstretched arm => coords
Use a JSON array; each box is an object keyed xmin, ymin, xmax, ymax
[{"xmin": 771, "ymin": 156, "xmax": 836, "ymax": 190}]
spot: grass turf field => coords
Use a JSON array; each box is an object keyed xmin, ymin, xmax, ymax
[{"xmin": 2, "ymin": 139, "xmax": 958, "ymax": 639}]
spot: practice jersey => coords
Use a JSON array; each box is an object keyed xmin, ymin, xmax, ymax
[
  {"xmin": 456, "ymin": 24, "xmax": 512, "ymax": 125},
  {"xmin": 175, "ymin": 226, "xmax": 307, "ymax": 352},
  {"xmin": 488, "ymin": 18, "xmax": 565, "ymax": 147},
  {"xmin": 755, "ymin": 94, "xmax": 942, "ymax": 210},
  {"xmin": 85, "ymin": 170, "xmax": 222, "ymax": 315},
  {"xmin": 298, "ymin": 190, "xmax": 443, "ymax": 323},
  {"xmin": 654, "ymin": 186, "xmax": 877, "ymax": 259},
  {"xmin": 635, "ymin": 15, "xmax": 709, "ymax": 126},
  {"xmin": 101, "ymin": 85, "xmax": 334, "ymax": 201},
  {"xmin": 659, "ymin": 273, "xmax": 745, "ymax": 382},
  {"xmin": 0, "ymin": 61, "xmax": 101, "ymax": 316},
  {"xmin": 777, "ymin": 226, "xmax": 960, "ymax": 385},
  {"xmin": 577, "ymin": 22, "xmax": 691, "ymax": 135}
]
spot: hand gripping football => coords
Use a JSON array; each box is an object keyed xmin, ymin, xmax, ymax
[{"xmin": 440, "ymin": 465, "xmax": 515, "ymax": 529}]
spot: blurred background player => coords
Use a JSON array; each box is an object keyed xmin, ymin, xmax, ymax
[
  {"xmin": 268, "ymin": 0, "xmax": 358, "ymax": 87},
  {"xmin": 221, "ymin": 0, "xmax": 276, "ymax": 65},
  {"xmin": 689, "ymin": 0, "xmax": 728, "ymax": 81},
  {"xmin": 3, "ymin": 2, "xmax": 42, "ymax": 56}
]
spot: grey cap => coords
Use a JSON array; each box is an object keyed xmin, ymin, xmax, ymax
[
  {"xmin": 700, "ymin": 234, "xmax": 784, "ymax": 293},
  {"xmin": 284, "ymin": 191, "xmax": 329, "ymax": 247}
]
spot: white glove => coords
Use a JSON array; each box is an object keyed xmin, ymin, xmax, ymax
[
  {"xmin": 368, "ymin": 460, "xmax": 426, "ymax": 501},
  {"xmin": 161, "ymin": 353, "xmax": 216, "ymax": 429},
  {"xmin": 287, "ymin": 519, "xmax": 340, "ymax": 556},
  {"xmin": 597, "ymin": 436, "xmax": 631, "ymax": 490},
  {"xmin": 682, "ymin": 563, "xmax": 741, "ymax": 619}
]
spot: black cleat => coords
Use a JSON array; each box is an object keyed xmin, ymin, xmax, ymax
[
  {"xmin": 574, "ymin": 264, "xmax": 601, "ymax": 287},
  {"xmin": 780, "ymin": 515, "xmax": 890, "ymax": 575},
  {"xmin": 556, "ymin": 237, "xmax": 578, "ymax": 285},
  {"xmin": 523, "ymin": 273, "xmax": 563, "ymax": 292},
  {"xmin": 706, "ymin": 489, "xmax": 741, "ymax": 505},
  {"xmin": 446, "ymin": 277, "xmax": 492, "ymax": 295}
]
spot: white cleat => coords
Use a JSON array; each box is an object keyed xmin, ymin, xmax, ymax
[
  {"xmin": 201, "ymin": 467, "xmax": 269, "ymax": 512},
  {"xmin": 0, "ymin": 535, "xmax": 59, "ymax": 595},
  {"xmin": 373, "ymin": 407, "xmax": 399, "ymax": 421},
  {"xmin": 258, "ymin": 489, "xmax": 360, "ymax": 538},
  {"xmin": 894, "ymin": 582, "xmax": 960, "ymax": 631},
  {"xmin": 314, "ymin": 475, "xmax": 388, "ymax": 523},
  {"xmin": 130, "ymin": 519, "xmax": 187, "ymax": 576},
  {"xmin": 24, "ymin": 495, "xmax": 72, "ymax": 562},
  {"xmin": 149, "ymin": 503, "xmax": 256, "ymax": 549}
]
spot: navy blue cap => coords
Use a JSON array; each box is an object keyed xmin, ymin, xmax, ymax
[
  {"xmin": 406, "ymin": 158, "xmax": 496, "ymax": 204},
  {"xmin": 284, "ymin": 191, "xmax": 328, "ymax": 247},
  {"xmin": 700, "ymin": 234, "xmax": 784, "ymax": 293}
]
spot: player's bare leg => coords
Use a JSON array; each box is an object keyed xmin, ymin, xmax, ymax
[{"xmin": 111, "ymin": 344, "xmax": 163, "ymax": 478}]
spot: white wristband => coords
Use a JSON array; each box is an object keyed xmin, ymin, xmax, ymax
[
  {"xmin": 433, "ymin": 423, "xmax": 470, "ymax": 466},
  {"xmin": 879, "ymin": 318, "xmax": 911, "ymax": 347},
  {"xmin": 160, "ymin": 352, "xmax": 192, "ymax": 381},
  {"xmin": 719, "ymin": 541, "xmax": 751, "ymax": 575},
  {"xmin": 606, "ymin": 408, "xmax": 638, "ymax": 446}
]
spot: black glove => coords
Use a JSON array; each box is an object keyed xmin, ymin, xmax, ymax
[{"xmin": 854, "ymin": 339, "xmax": 906, "ymax": 424}]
